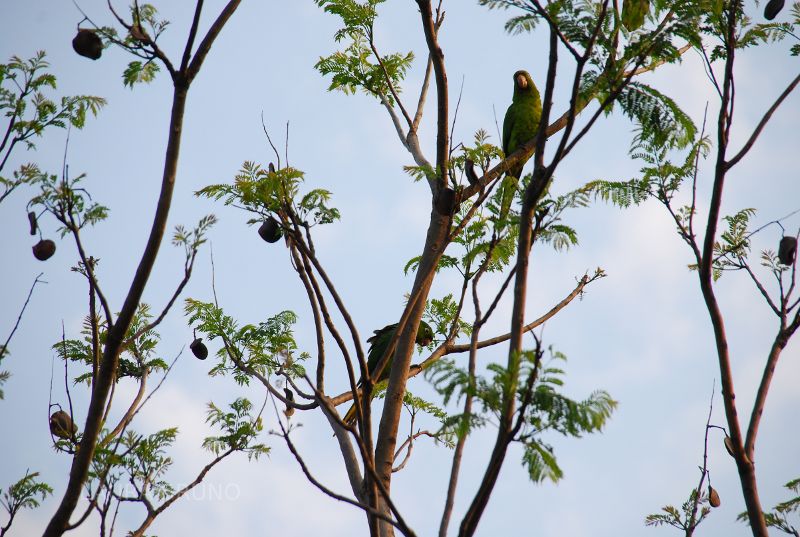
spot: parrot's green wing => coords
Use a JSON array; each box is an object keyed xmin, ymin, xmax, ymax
[
  {"xmin": 342, "ymin": 321, "xmax": 434, "ymax": 425},
  {"xmin": 498, "ymin": 70, "xmax": 542, "ymax": 224},
  {"xmin": 366, "ymin": 323, "xmax": 398, "ymax": 383},
  {"xmin": 502, "ymin": 105, "xmax": 515, "ymax": 158}
]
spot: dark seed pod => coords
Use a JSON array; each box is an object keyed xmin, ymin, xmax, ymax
[
  {"xmin": 190, "ymin": 337, "xmax": 208, "ymax": 360},
  {"xmin": 435, "ymin": 187, "xmax": 457, "ymax": 216},
  {"xmin": 72, "ymin": 29, "xmax": 103, "ymax": 60},
  {"xmin": 778, "ymin": 236, "xmax": 797, "ymax": 266},
  {"xmin": 268, "ymin": 162, "xmax": 276, "ymax": 174},
  {"xmin": 50, "ymin": 410, "xmax": 78, "ymax": 440},
  {"xmin": 723, "ymin": 435, "xmax": 735, "ymax": 457},
  {"xmin": 464, "ymin": 159, "xmax": 479, "ymax": 185},
  {"xmin": 258, "ymin": 217, "xmax": 282, "ymax": 243},
  {"xmin": 32, "ymin": 239, "xmax": 56, "ymax": 261},
  {"xmin": 764, "ymin": 0, "xmax": 785, "ymax": 20},
  {"xmin": 28, "ymin": 211, "xmax": 38, "ymax": 235},
  {"xmin": 708, "ymin": 486, "xmax": 721, "ymax": 508}
]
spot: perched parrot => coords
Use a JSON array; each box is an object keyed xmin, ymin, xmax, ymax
[
  {"xmin": 622, "ymin": 0, "xmax": 649, "ymax": 31},
  {"xmin": 342, "ymin": 320, "xmax": 435, "ymax": 425},
  {"xmin": 500, "ymin": 70, "xmax": 542, "ymax": 224}
]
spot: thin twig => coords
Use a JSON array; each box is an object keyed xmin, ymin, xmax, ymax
[{"xmin": 0, "ymin": 273, "xmax": 45, "ymax": 361}]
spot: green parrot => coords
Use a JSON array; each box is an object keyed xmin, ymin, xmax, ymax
[
  {"xmin": 500, "ymin": 70, "xmax": 542, "ymax": 224},
  {"xmin": 342, "ymin": 320, "xmax": 434, "ymax": 426}
]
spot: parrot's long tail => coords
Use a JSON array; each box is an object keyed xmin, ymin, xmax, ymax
[{"xmin": 342, "ymin": 402, "xmax": 357, "ymax": 426}]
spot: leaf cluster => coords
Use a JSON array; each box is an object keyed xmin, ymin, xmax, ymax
[
  {"xmin": 184, "ymin": 299, "xmax": 308, "ymax": 385},
  {"xmin": 0, "ymin": 51, "xmax": 105, "ymax": 152},
  {"xmin": 92, "ymin": 4, "xmax": 170, "ymax": 87},
  {"xmin": 738, "ymin": 477, "xmax": 800, "ymax": 535},
  {"xmin": 197, "ymin": 161, "xmax": 340, "ymax": 228},
  {"xmin": 54, "ymin": 304, "xmax": 167, "ymax": 385},
  {"xmin": 314, "ymin": 0, "xmax": 414, "ymax": 105},
  {"xmin": 645, "ymin": 489, "xmax": 713, "ymax": 531},
  {"xmin": 423, "ymin": 293, "xmax": 472, "ymax": 342},
  {"xmin": 427, "ymin": 347, "xmax": 616, "ymax": 483},
  {"xmin": 204, "ymin": 398, "xmax": 270, "ymax": 460},
  {"xmin": 28, "ymin": 167, "xmax": 109, "ymax": 237},
  {"xmin": 1, "ymin": 470, "xmax": 53, "ymax": 523},
  {"xmin": 481, "ymin": 0, "xmax": 702, "ymax": 151}
]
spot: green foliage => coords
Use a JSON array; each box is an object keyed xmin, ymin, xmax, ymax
[
  {"xmin": 54, "ymin": 304, "xmax": 168, "ymax": 385},
  {"xmin": 204, "ymin": 398, "xmax": 270, "ymax": 460},
  {"xmin": 645, "ymin": 489, "xmax": 712, "ymax": 531},
  {"xmin": 197, "ymin": 161, "xmax": 340, "ymax": 228},
  {"xmin": 185, "ymin": 299, "xmax": 308, "ymax": 385},
  {"xmin": 28, "ymin": 167, "xmax": 109, "ymax": 237},
  {"xmin": 712, "ymin": 207, "xmax": 757, "ymax": 268},
  {"xmin": 173, "ymin": 214, "xmax": 217, "ymax": 256},
  {"xmin": 314, "ymin": 0, "xmax": 414, "ymax": 105},
  {"xmin": 129, "ymin": 3, "xmax": 170, "ymax": 43},
  {"xmin": 481, "ymin": 0, "xmax": 704, "ymax": 153},
  {"xmin": 91, "ymin": 3, "xmax": 171, "ymax": 87},
  {"xmin": 451, "ymin": 130, "xmax": 505, "ymax": 181},
  {"xmin": 584, "ymin": 135, "xmax": 708, "ymax": 209},
  {"xmin": 123, "ymin": 60, "xmax": 160, "ymax": 88},
  {"xmin": 427, "ymin": 347, "xmax": 616, "ymax": 484},
  {"xmin": 373, "ymin": 390, "xmax": 456, "ymax": 448},
  {"xmin": 0, "ymin": 51, "xmax": 105, "ymax": 150},
  {"xmin": 705, "ymin": 4, "xmax": 796, "ymax": 62},
  {"xmin": 738, "ymin": 477, "xmax": 800, "ymax": 535},
  {"xmin": 84, "ymin": 402, "xmax": 266, "ymax": 522},
  {"xmin": 618, "ymin": 82, "xmax": 697, "ymax": 150},
  {"xmin": 1, "ymin": 470, "xmax": 53, "ymax": 528},
  {"xmin": 0, "ymin": 369, "xmax": 8, "ymax": 400},
  {"xmin": 121, "ymin": 428, "xmax": 179, "ymax": 501},
  {"xmin": 403, "ymin": 163, "xmax": 438, "ymax": 183},
  {"xmin": 0, "ymin": 52, "xmax": 104, "ymax": 204},
  {"xmin": 403, "ymin": 254, "xmax": 459, "ymax": 275},
  {"xmin": 424, "ymin": 294, "xmax": 472, "ymax": 341}
]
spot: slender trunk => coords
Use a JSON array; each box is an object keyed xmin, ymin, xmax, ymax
[
  {"xmin": 42, "ymin": 83, "xmax": 189, "ymax": 537},
  {"xmin": 373, "ymin": 210, "xmax": 450, "ymax": 534}
]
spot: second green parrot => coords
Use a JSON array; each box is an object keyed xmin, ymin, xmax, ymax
[
  {"xmin": 499, "ymin": 70, "xmax": 542, "ymax": 224},
  {"xmin": 342, "ymin": 320, "xmax": 434, "ymax": 425}
]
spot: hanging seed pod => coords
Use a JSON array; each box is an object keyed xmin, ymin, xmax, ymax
[
  {"xmin": 435, "ymin": 187, "xmax": 457, "ymax": 216},
  {"xmin": 258, "ymin": 216, "xmax": 282, "ymax": 243},
  {"xmin": 268, "ymin": 162, "xmax": 276, "ymax": 174},
  {"xmin": 284, "ymin": 388, "xmax": 295, "ymax": 418},
  {"xmin": 28, "ymin": 211, "xmax": 38, "ymax": 235},
  {"xmin": 49, "ymin": 410, "xmax": 78, "ymax": 440},
  {"xmin": 72, "ymin": 29, "xmax": 103, "ymax": 60},
  {"xmin": 190, "ymin": 337, "xmax": 208, "ymax": 360},
  {"xmin": 764, "ymin": 0, "xmax": 785, "ymax": 20},
  {"xmin": 778, "ymin": 236, "xmax": 797, "ymax": 266},
  {"xmin": 464, "ymin": 158, "xmax": 479, "ymax": 185},
  {"xmin": 708, "ymin": 486, "xmax": 721, "ymax": 508},
  {"xmin": 32, "ymin": 239, "xmax": 56, "ymax": 261},
  {"xmin": 723, "ymin": 435, "xmax": 735, "ymax": 457}
]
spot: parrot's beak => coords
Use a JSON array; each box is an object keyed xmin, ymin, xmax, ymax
[{"xmin": 517, "ymin": 74, "xmax": 528, "ymax": 89}]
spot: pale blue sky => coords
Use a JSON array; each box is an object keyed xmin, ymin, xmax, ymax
[{"xmin": 1, "ymin": 1, "xmax": 798, "ymax": 536}]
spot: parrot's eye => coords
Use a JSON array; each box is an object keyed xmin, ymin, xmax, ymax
[{"xmin": 517, "ymin": 75, "xmax": 528, "ymax": 89}]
